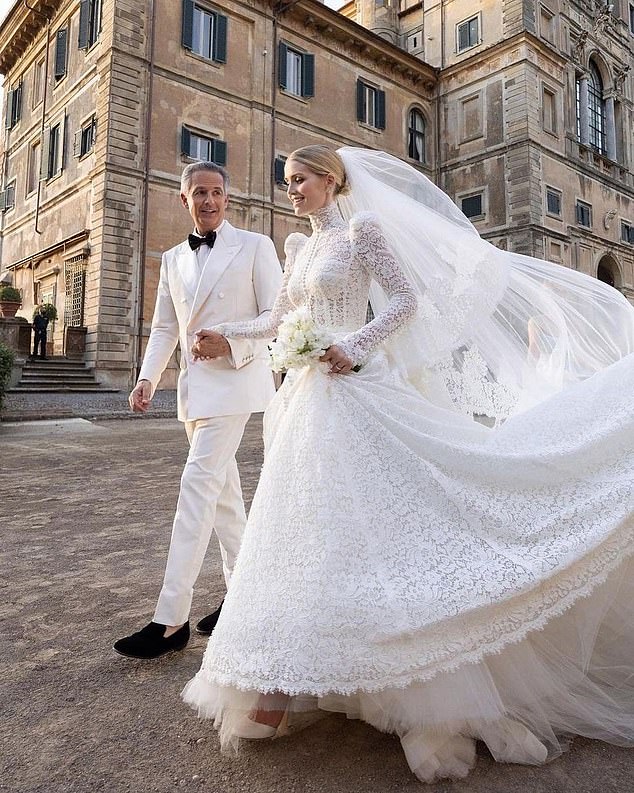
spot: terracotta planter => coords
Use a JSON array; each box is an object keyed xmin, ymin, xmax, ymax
[{"xmin": 0, "ymin": 301, "xmax": 21, "ymax": 318}]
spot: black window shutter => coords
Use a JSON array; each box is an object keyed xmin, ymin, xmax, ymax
[
  {"xmin": 182, "ymin": 0, "xmax": 195, "ymax": 49},
  {"xmin": 274, "ymin": 156, "xmax": 286, "ymax": 184},
  {"xmin": 0, "ymin": 191, "xmax": 6, "ymax": 211},
  {"xmin": 181, "ymin": 127, "xmax": 192, "ymax": 156},
  {"xmin": 78, "ymin": 0, "xmax": 91, "ymax": 49},
  {"xmin": 356, "ymin": 80, "xmax": 365, "ymax": 122},
  {"xmin": 14, "ymin": 83, "xmax": 22, "ymax": 123},
  {"xmin": 278, "ymin": 42, "xmax": 288, "ymax": 89},
  {"xmin": 302, "ymin": 53, "xmax": 315, "ymax": 98},
  {"xmin": 376, "ymin": 89, "xmax": 386, "ymax": 129},
  {"xmin": 55, "ymin": 28, "xmax": 68, "ymax": 78},
  {"xmin": 212, "ymin": 139, "xmax": 227, "ymax": 166},
  {"xmin": 4, "ymin": 89, "xmax": 14, "ymax": 129},
  {"xmin": 6, "ymin": 183, "xmax": 15, "ymax": 208},
  {"xmin": 213, "ymin": 14, "xmax": 228, "ymax": 63}
]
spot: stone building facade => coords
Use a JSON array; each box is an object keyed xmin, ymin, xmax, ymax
[
  {"xmin": 1, "ymin": 0, "xmax": 633, "ymax": 390},
  {"xmin": 0, "ymin": 0, "xmax": 435, "ymax": 388},
  {"xmin": 344, "ymin": 0, "xmax": 634, "ymax": 296}
]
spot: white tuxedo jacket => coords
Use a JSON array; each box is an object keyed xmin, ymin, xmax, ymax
[{"xmin": 138, "ymin": 221, "xmax": 283, "ymax": 422}]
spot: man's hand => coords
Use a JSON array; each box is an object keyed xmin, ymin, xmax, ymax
[
  {"xmin": 192, "ymin": 329, "xmax": 231, "ymax": 361},
  {"xmin": 319, "ymin": 344, "xmax": 355, "ymax": 374},
  {"xmin": 129, "ymin": 379, "xmax": 152, "ymax": 412}
]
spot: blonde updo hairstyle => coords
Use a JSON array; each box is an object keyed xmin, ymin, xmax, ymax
[{"xmin": 287, "ymin": 145, "xmax": 350, "ymax": 197}]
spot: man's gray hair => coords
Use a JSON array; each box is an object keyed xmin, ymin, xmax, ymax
[{"xmin": 181, "ymin": 161, "xmax": 230, "ymax": 193}]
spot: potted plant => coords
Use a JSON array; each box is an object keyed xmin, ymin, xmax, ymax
[{"xmin": 0, "ymin": 285, "xmax": 22, "ymax": 318}]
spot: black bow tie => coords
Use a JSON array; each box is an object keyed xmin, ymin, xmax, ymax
[{"xmin": 188, "ymin": 231, "xmax": 217, "ymax": 251}]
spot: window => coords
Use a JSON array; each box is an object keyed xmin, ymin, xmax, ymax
[
  {"xmin": 575, "ymin": 200, "xmax": 592, "ymax": 227},
  {"xmin": 0, "ymin": 181, "xmax": 16, "ymax": 212},
  {"xmin": 621, "ymin": 221, "xmax": 634, "ymax": 244},
  {"xmin": 41, "ymin": 120, "xmax": 65, "ymax": 180},
  {"xmin": 546, "ymin": 187, "xmax": 562, "ymax": 217},
  {"xmin": 588, "ymin": 62, "xmax": 606, "ymax": 154},
  {"xmin": 181, "ymin": 127, "xmax": 227, "ymax": 165},
  {"xmin": 630, "ymin": 3, "xmax": 634, "ymax": 33},
  {"xmin": 4, "ymin": 83, "xmax": 22, "ymax": 129},
  {"xmin": 27, "ymin": 140, "xmax": 41, "ymax": 195},
  {"xmin": 32, "ymin": 58, "xmax": 45, "ymax": 107},
  {"xmin": 74, "ymin": 117, "xmax": 97, "ymax": 158},
  {"xmin": 407, "ymin": 109, "xmax": 426, "ymax": 163},
  {"xmin": 54, "ymin": 27, "xmax": 68, "ymax": 81},
  {"xmin": 278, "ymin": 43, "xmax": 314, "ymax": 98},
  {"xmin": 461, "ymin": 193, "xmax": 484, "ymax": 219},
  {"xmin": 78, "ymin": 0, "xmax": 102, "ymax": 50},
  {"xmin": 356, "ymin": 80, "xmax": 386, "ymax": 130},
  {"xmin": 456, "ymin": 15, "xmax": 480, "ymax": 52},
  {"xmin": 274, "ymin": 155, "xmax": 287, "ymax": 186},
  {"xmin": 406, "ymin": 29, "xmax": 423, "ymax": 53},
  {"xmin": 182, "ymin": 1, "xmax": 227, "ymax": 64},
  {"xmin": 539, "ymin": 6, "xmax": 555, "ymax": 44},
  {"xmin": 542, "ymin": 85, "xmax": 557, "ymax": 134}
]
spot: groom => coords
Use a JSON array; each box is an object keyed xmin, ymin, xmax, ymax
[{"xmin": 114, "ymin": 161, "xmax": 282, "ymax": 659}]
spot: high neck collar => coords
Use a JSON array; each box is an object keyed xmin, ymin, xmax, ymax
[{"xmin": 308, "ymin": 202, "xmax": 345, "ymax": 233}]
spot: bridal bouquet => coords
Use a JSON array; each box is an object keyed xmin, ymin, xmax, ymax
[{"xmin": 268, "ymin": 307, "xmax": 334, "ymax": 373}]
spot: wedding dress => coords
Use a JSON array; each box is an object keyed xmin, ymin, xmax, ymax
[{"xmin": 183, "ymin": 158, "xmax": 634, "ymax": 782}]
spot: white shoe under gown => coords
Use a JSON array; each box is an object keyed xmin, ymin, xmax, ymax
[{"xmin": 183, "ymin": 343, "xmax": 634, "ymax": 782}]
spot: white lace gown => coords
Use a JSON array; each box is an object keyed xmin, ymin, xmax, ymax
[{"xmin": 183, "ymin": 203, "xmax": 634, "ymax": 782}]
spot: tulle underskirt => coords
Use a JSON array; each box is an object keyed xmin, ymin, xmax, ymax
[{"xmin": 183, "ymin": 550, "xmax": 634, "ymax": 779}]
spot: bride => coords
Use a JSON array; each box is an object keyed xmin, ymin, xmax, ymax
[{"xmin": 182, "ymin": 145, "xmax": 634, "ymax": 783}]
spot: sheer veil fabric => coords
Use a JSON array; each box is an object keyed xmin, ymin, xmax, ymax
[
  {"xmin": 182, "ymin": 148, "xmax": 634, "ymax": 783},
  {"xmin": 337, "ymin": 147, "xmax": 634, "ymax": 420}
]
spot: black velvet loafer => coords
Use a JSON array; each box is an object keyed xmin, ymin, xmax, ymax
[
  {"xmin": 195, "ymin": 600, "xmax": 224, "ymax": 635},
  {"xmin": 113, "ymin": 621, "xmax": 190, "ymax": 659}
]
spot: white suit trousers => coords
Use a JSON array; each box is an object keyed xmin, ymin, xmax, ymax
[{"xmin": 153, "ymin": 413, "xmax": 250, "ymax": 626}]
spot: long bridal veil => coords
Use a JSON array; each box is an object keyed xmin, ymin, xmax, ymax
[{"xmin": 336, "ymin": 147, "xmax": 634, "ymax": 422}]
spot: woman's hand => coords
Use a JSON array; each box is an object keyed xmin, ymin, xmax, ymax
[{"xmin": 319, "ymin": 345, "xmax": 355, "ymax": 374}]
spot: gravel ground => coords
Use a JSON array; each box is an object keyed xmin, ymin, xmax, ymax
[{"xmin": 2, "ymin": 416, "xmax": 633, "ymax": 793}]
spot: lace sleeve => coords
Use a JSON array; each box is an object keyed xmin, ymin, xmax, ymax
[
  {"xmin": 338, "ymin": 213, "xmax": 418, "ymax": 365},
  {"xmin": 214, "ymin": 233, "xmax": 307, "ymax": 339}
]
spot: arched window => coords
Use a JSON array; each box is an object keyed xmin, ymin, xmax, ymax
[
  {"xmin": 587, "ymin": 61, "xmax": 606, "ymax": 154},
  {"xmin": 408, "ymin": 109, "xmax": 426, "ymax": 163}
]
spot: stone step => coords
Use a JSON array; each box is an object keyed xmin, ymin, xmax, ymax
[
  {"xmin": 7, "ymin": 385, "xmax": 120, "ymax": 393},
  {"xmin": 20, "ymin": 372, "xmax": 97, "ymax": 381}
]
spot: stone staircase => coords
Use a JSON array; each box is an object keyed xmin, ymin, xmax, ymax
[{"xmin": 9, "ymin": 357, "xmax": 119, "ymax": 393}]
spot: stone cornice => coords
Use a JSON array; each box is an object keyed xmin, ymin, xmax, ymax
[
  {"xmin": 276, "ymin": 0, "xmax": 437, "ymax": 90},
  {"xmin": 0, "ymin": 0, "xmax": 60, "ymax": 75}
]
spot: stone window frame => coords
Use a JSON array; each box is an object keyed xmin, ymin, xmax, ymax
[
  {"xmin": 456, "ymin": 12, "xmax": 482, "ymax": 54},
  {"xmin": 575, "ymin": 199, "xmax": 592, "ymax": 229},
  {"xmin": 26, "ymin": 137, "xmax": 41, "ymax": 197},
  {"xmin": 406, "ymin": 106, "xmax": 427, "ymax": 164},
  {"xmin": 41, "ymin": 113, "xmax": 66, "ymax": 182},
  {"xmin": 545, "ymin": 186, "xmax": 562, "ymax": 219},
  {"xmin": 31, "ymin": 56, "xmax": 45, "ymax": 109},
  {"xmin": 78, "ymin": 0, "xmax": 102, "ymax": 52},
  {"xmin": 458, "ymin": 90, "xmax": 484, "ymax": 143},
  {"xmin": 456, "ymin": 187, "xmax": 487, "ymax": 222},
  {"xmin": 406, "ymin": 25, "xmax": 424, "ymax": 56},
  {"xmin": 541, "ymin": 82, "xmax": 559, "ymax": 136},
  {"xmin": 621, "ymin": 219, "xmax": 634, "ymax": 244},
  {"xmin": 539, "ymin": 4, "xmax": 557, "ymax": 45}
]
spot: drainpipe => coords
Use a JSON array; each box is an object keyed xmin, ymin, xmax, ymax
[{"xmin": 135, "ymin": 0, "xmax": 156, "ymax": 380}]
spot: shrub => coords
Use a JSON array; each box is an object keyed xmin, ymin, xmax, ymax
[
  {"xmin": 0, "ymin": 341, "xmax": 14, "ymax": 409},
  {"xmin": 0, "ymin": 285, "xmax": 21, "ymax": 303}
]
